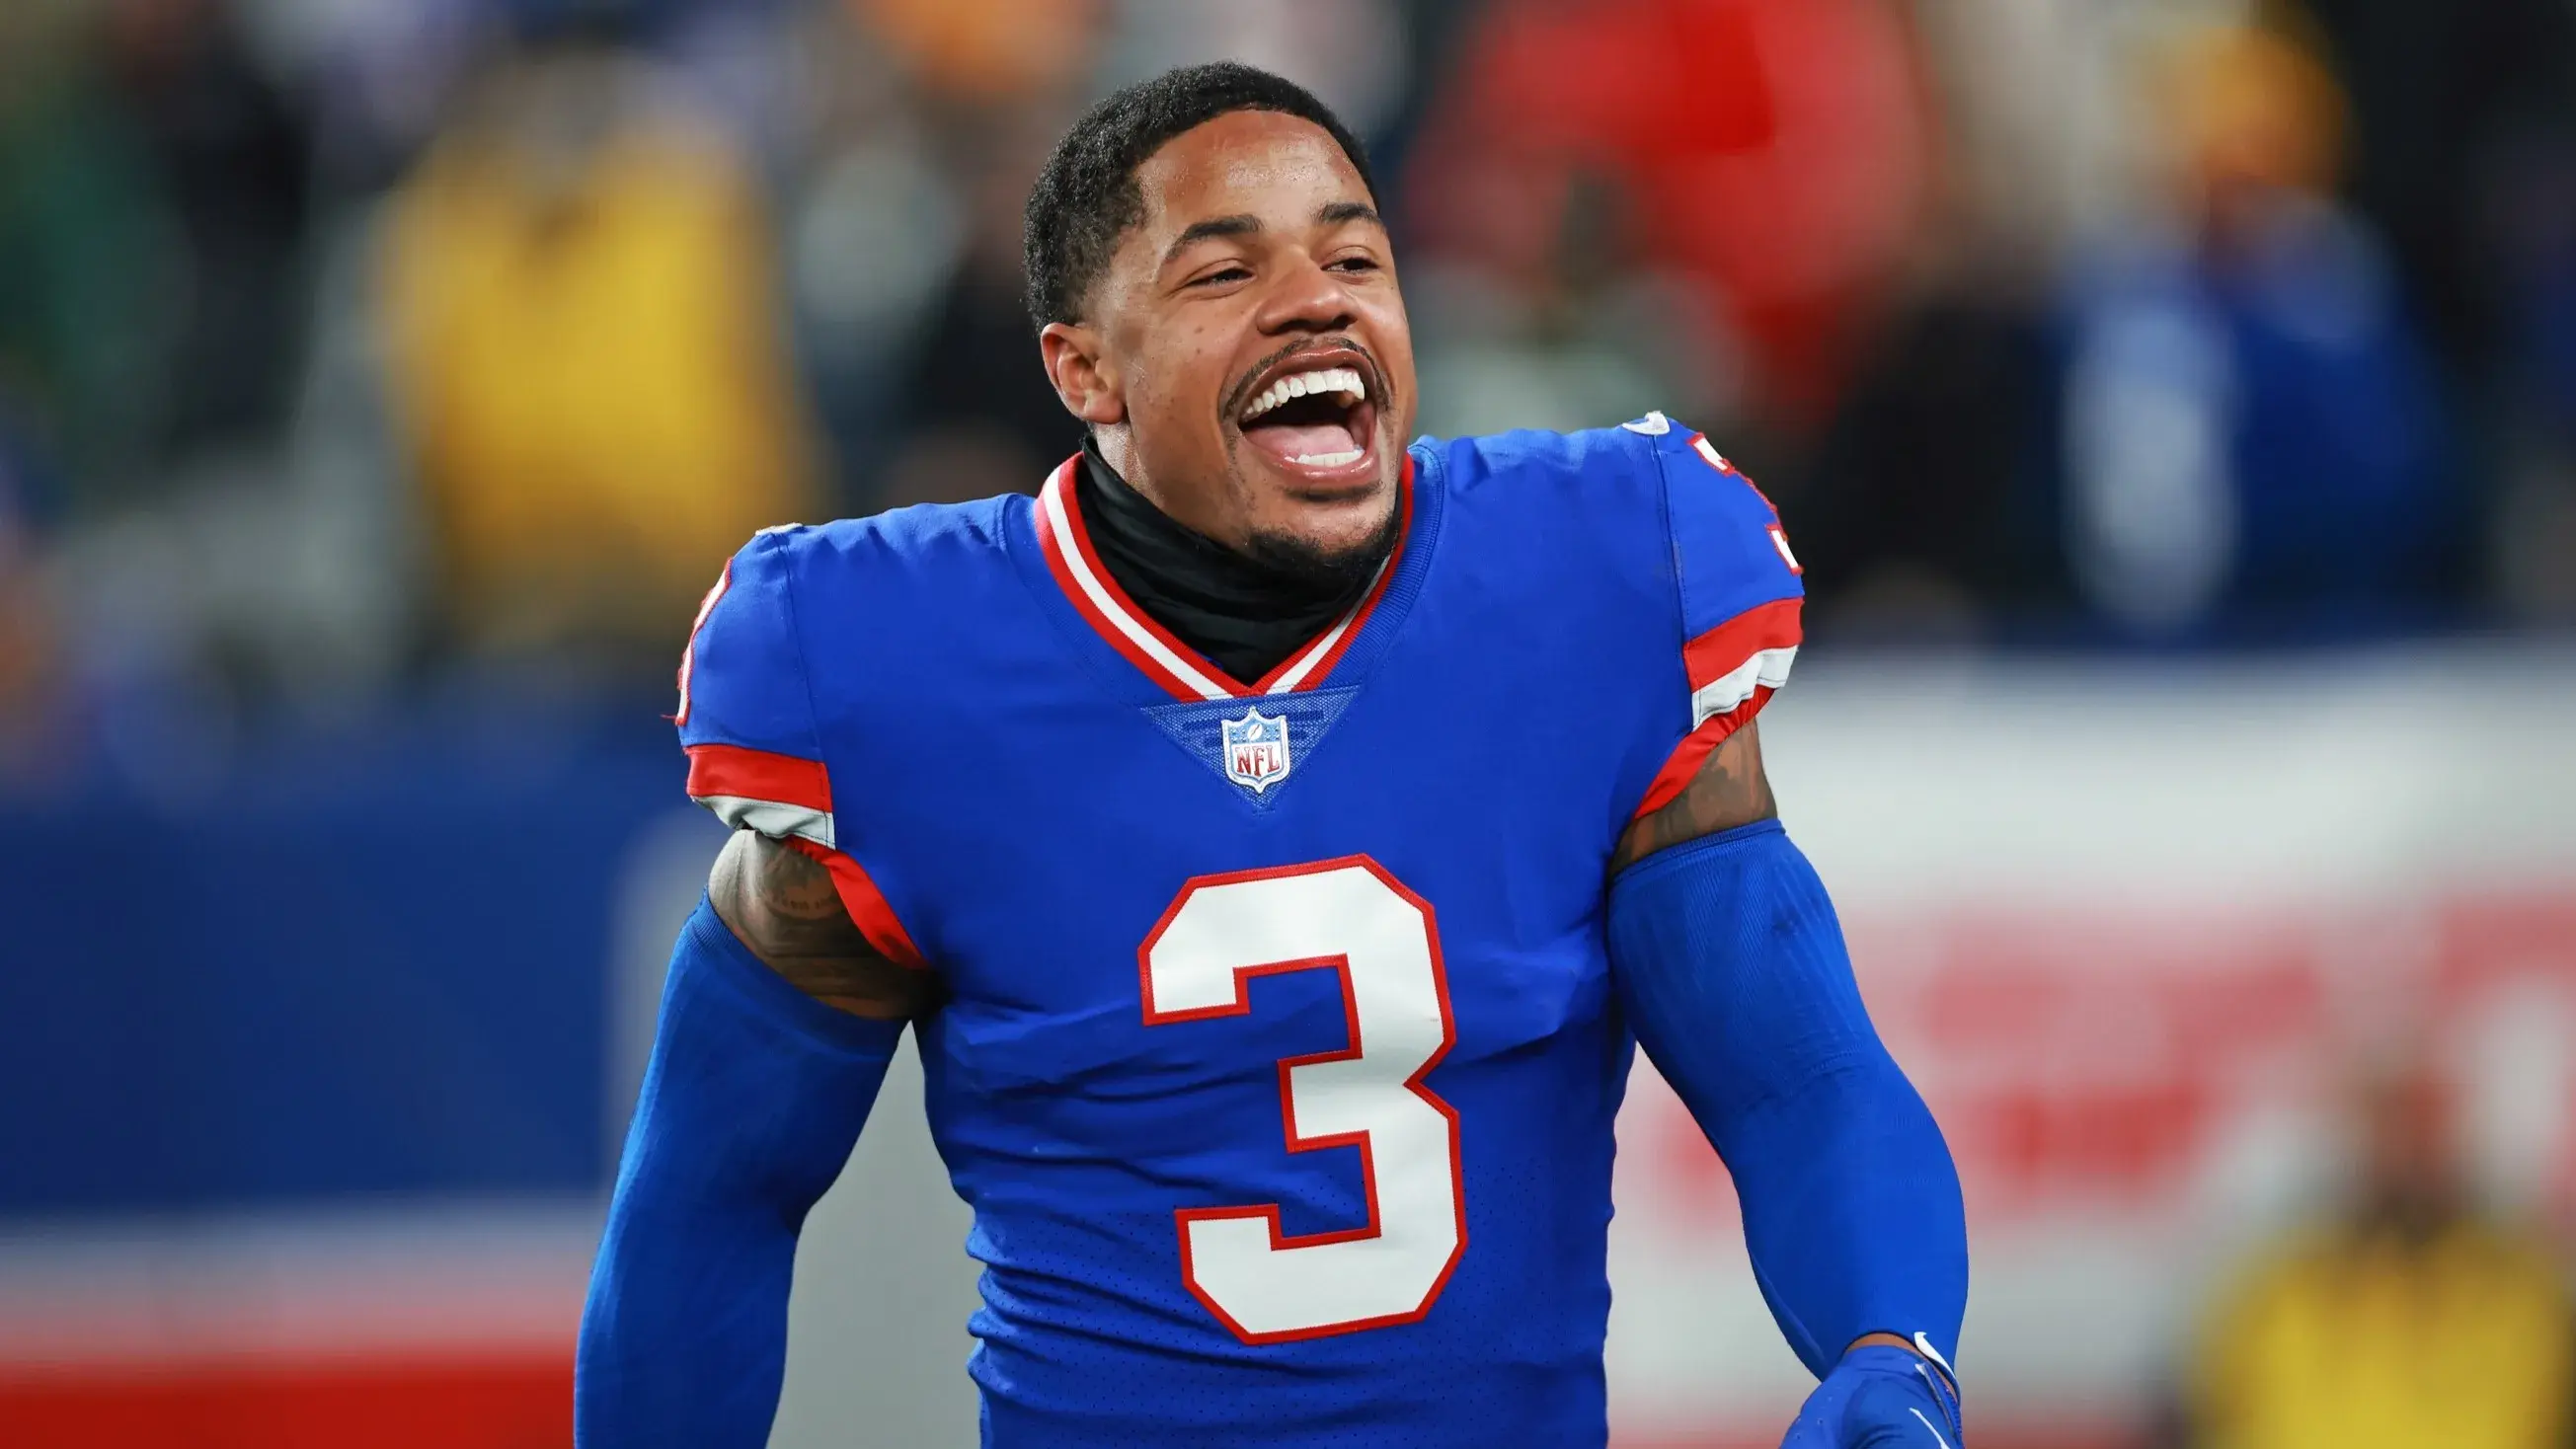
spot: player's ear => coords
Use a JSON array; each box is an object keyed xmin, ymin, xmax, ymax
[{"xmin": 1040, "ymin": 322, "xmax": 1125, "ymax": 426}]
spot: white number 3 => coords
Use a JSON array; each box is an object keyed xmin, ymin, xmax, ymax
[{"xmin": 1140, "ymin": 856, "xmax": 1467, "ymax": 1342}]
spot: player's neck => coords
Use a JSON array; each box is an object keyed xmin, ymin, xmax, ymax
[{"xmin": 1076, "ymin": 438, "xmax": 1382, "ymax": 684}]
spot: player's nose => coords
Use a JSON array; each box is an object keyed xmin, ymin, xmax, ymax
[{"xmin": 1251, "ymin": 249, "xmax": 1357, "ymax": 338}]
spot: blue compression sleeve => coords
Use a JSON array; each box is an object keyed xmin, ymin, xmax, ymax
[
  {"xmin": 577, "ymin": 896, "xmax": 903, "ymax": 1448},
  {"xmin": 1606, "ymin": 820, "xmax": 1968, "ymax": 1377}
]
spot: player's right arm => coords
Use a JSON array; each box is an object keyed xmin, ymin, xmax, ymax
[
  {"xmin": 577, "ymin": 533, "xmax": 932, "ymax": 1448},
  {"xmin": 709, "ymin": 828, "xmax": 938, "ymax": 1020},
  {"xmin": 575, "ymin": 841, "xmax": 913, "ymax": 1449}
]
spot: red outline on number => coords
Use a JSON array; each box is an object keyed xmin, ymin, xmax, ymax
[{"xmin": 1136, "ymin": 854, "xmax": 1468, "ymax": 1345}]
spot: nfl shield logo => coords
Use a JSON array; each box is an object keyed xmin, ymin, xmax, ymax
[{"xmin": 1220, "ymin": 707, "xmax": 1292, "ymax": 794}]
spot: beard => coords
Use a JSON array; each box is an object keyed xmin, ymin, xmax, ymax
[{"xmin": 1239, "ymin": 497, "xmax": 1402, "ymax": 596}]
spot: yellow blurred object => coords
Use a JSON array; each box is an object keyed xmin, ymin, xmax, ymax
[
  {"xmin": 856, "ymin": 0, "xmax": 1098, "ymax": 100},
  {"xmin": 381, "ymin": 111, "xmax": 818, "ymax": 659},
  {"xmin": 2191, "ymin": 1222, "xmax": 2575, "ymax": 1449},
  {"xmin": 2161, "ymin": 22, "xmax": 2348, "ymax": 197}
]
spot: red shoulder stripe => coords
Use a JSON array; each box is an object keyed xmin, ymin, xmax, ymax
[
  {"xmin": 1682, "ymin": 597, "xmax": 1802, "ymax": 692},
  {"xmin": 684, "ymin": 742, "xmax": 831, "ymax": 813}
]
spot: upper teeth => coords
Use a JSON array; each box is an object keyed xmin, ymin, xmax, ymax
[{"xmin": 1242, "ymin": 365, "xmax": 1366, "ymax": 421}]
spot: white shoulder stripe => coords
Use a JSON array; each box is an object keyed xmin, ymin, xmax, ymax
[
  {"xmin": 1688, "ymin": 645, "xmax": 1797, "ymax": 728},
  {"xmin": 694, "ymin": 795, "xmax": 835, "ymax": 851}
]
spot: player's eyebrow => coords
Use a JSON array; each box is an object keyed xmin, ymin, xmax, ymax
[
  {"xmin": 1163, "ymin": 214, "xmax": 1261, "ymax": 266},
  {"xmin": 1161, "ymin": 201, "xmax": 1383, "ymax": 267}
]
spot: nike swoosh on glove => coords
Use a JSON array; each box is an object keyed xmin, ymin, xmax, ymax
[{"xmin": 1779, "ymin": 1344, "xmax": 1962, "ymax": 1449}]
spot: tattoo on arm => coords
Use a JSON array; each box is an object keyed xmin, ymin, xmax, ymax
[
  {"xmin": 1610, "ymin": 719, "xmax": 1779, "ymax": 873},
  {"xmin": 708, "ymin": 830, "xmax": 940, "ymax": 1021}
]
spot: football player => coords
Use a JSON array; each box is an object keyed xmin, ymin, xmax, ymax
[{"xmin": 579, "ymin": 63, "xmax": 1968, "ymax": 1449}]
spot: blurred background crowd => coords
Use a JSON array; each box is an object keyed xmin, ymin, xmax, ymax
[
  {"xmin": 2, "ymin": 0, "xmax": 2572, "ymax": 773},
  {"xmin": 4, "ymin": 1, "xmax": 2576, "ymax": 1445}
]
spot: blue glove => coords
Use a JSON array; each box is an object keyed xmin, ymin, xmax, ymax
[{"xmin": 1780, "ymin": 1343, "xmax": 1963, "ymax": 1449}]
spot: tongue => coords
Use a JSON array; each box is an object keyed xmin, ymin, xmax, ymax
[{"xmin": 1244, "ymin": 419, "xmax": 1360, "ymax": 462}]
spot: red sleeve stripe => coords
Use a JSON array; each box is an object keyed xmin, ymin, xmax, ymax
[
  {"xmin": 1632, "ymin": 687, "xmax": 1775, "ymax": 820},
  {"xmin": 688, "ymin": 742, "xmax": 835, "ymax": 849},
  {"xmin": 685, "ymin": 742, "xmax": 928, "ymax": 969},
  {"xmin": 1685, "ymin": 598, "xmax": 1800, "ymax": 727},
  {"xmin": 785, "ymin": 837, "xmax": 928, "ymax": 970},
  {"xmin": 685, "ymin": 743, "xmax": 831, "ymax": 813},
  {"xmin": 1681, "ymin": 597, "xmax": 1803, "ymax": 694},
  {"xmin": 1630, "ymin": 597, "xmax": 1804, "ymax": 822}
]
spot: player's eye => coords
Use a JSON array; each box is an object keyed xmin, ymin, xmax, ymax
[
  {"xmin": 1190, "ymin": 265, "xmax": 1253, "ymax": 287},
  {"xmin": 1328, "ymin": 255, "xmax": 1380, "ymax": 273}
]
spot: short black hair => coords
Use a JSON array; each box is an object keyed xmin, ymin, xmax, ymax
[{"xmin": 1024, "ymin": 62, "xmax": 1377, "ymax": 331}]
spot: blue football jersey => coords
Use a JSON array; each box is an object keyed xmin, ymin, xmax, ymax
[{"xmin": 675, "ymin": 415, "xmax": 1804, "ymax": 1448}]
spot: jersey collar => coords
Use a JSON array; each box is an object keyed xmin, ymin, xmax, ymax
[{"xmin": 1031, "ymin": 453, "xmax": 1412, "ymax": 702}]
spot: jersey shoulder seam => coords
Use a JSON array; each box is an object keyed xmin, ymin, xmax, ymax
[
  {"xmin": 1634, "ymin": 422, "xmax": 1690, "ymax": 666},
  {"xmin": 757, "ymin": 526, "xmax": 830, "ymax": 765}
]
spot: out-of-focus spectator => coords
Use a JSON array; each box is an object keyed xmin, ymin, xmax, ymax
[
  {"xmin": 1405, "ymin": 166, "xmax": 1735, "ymax": 445},
  {"xmin": 2184, "ymin": 1052, "xmax": 2576, "ymax": 1449},
  {"xmin": 2304, "ymin": 0, "xmax": 2576, "ymax": 383},
  {"xmin": 1908, "ymin": 0, "xmax": 2152, "ymax": 274},
  {"xmin": 881, "ymin": 101, "xmax": 1085, "ymax": 507},
  {"xmin": 1094, "ymin": 0, "xmax": 1408, "ymax": 144},
  {"xmin": 1786, "ymin": 239, "xmax": 2050, "ymax": 647},
  {"xmin": 0, "ymin": 0, "xmax": 313, "ymax": 516},
  {"xmin": 782, "ymin": 12, "xmax": 965, "ymax": 508},
  {"xmin": 2053, "ymin": 18, "xmax": 2447, "ymax": 639},
  {"xmin": 2486, "ymin": 86, "xmax": 2576, "ymax": 625},
  {"xmin": 379, "ymin": 27, "xmax": 820, "ymax": 668},
  {"xmin": 303, "ymin": 0, "xmax": 505, "ymax": 196},
  {"xmin": 1406, "ymin": 0, "xmax": 1928, "ymax": 430},
  {"xmin": 102, "ymin": 0, "xmax": 315, "ymax": 465},
  {"xmin": 844, "ymin": 0, "xmax": 1096, "ymax": 507},
  {"xmin": 858, "ymin": 0, "xmax": 1098, "ymax": 104},
  {"xmin": 1780, "ymin": 0, "xmax": 2147, "ymax": 645},
  {"xmin": 0, "ymin": 1, "xmax": 186, "ymax": 511},
  {"xmin": 2296, "ymin": 1, "xmax": 2576, "ymax": 628}
]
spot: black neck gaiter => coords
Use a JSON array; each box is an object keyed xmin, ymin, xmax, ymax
[{"xmin": 1074, "ymin": 440, "xmax": 1390, "ymax": 684}]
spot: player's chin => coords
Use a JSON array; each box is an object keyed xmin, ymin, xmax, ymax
[{"xmin": 1243, "ymin": 462, "xmax": 1397, "ymax": 565}]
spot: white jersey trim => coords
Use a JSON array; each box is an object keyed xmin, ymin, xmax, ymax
[
  {"xmin": 1041, "ymin": 475, "xmax": 1236, "ymax": 701},
  {"xmin": 694, "ymin": 794, "xmax": 835, "ymax": 851},
  {"xmin": 1689, "ymin": 645, "xmax": 1798, "ymax": 728}
]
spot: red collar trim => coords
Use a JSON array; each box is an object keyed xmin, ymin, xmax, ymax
[{"xmin": 1032, "ymin": 454, "xmax": 1412, "ymax": 702}]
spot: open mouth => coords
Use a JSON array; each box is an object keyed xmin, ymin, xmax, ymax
[{"xmin": 1233, "ymin": 354, "xmax": 1381, "ymax": 482}]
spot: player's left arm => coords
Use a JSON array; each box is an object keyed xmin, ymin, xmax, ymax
[
  {"xmin": 1608, "ymin": 701, "xmax": 1967, "ymax": 1442},
  {"xmin": 1603, "ymin": 421, "xmax": 1966, "ymax": 1444}
]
